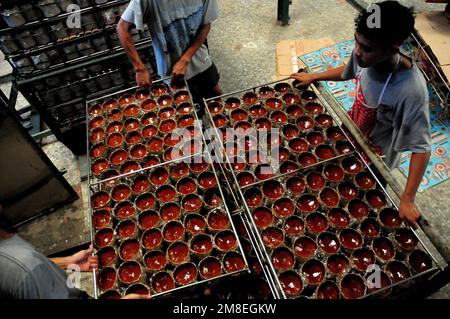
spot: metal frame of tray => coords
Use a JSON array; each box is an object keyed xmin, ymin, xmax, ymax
[
  {"xmin": 86, "ymin": 77, "xmax": 190, "ymax": 184},
  {"xmin": 85, "ymin": 76, "xmax": 239, "ymax": 204},
  {"xmin": 202, "ymin": 78, "xmax": 446, "ymax": 299},
  {"xmin": 308, "ymin": 80, "xmax": 448, "ymax": 271},
  {"xmin": 86, "ymin": 78, "xmax": 250, "ymax": 299}
]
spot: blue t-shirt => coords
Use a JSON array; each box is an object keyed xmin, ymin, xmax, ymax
[{"xmin": 121, "ymin": 0, "xmax": 220, "ymax": 80}]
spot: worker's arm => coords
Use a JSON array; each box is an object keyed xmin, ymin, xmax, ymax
[
  {"xmin": 290, "ymin": 65, "xmax": 347, "ymax": 88},
  {"xmin": 172, "ymin": 23, "xmax": 212, "ymax": 79},
  {"xmin": 399, "ymin": 151, "xmax": 431, "ymax": 227},
  {"xmin": 117, "ymin": 18, "xmax": 151, "ymax": 87},
  {"xmin": 50, "ymin": 245, "xmax": 98, "ymax": 272}
]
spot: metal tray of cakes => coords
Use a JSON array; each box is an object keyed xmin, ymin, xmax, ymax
[
  {"xmin": 202, "ymin": 79, "xmax": 442, "ymax": 299},
  {"xmin": 86, "ymin": 77, "xmax": 199, "ymax": 184},
  {"xmin": 204, "ymin": 214, "xmax": 276, "ymax": 299},
  {"xmin": 85, "ymin": 79, "xmax": 250, "ymax": 299}
]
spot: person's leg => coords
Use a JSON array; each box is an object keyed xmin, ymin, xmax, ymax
[
  {"xmin": 277, "ymin": 0, "xmax": 290, "ymax": 25},
  {"xmin": 212, "ymin": 83, "xmax": 223, "ymax": 96},
  {"xmin": 446, "ymin": 2, "xmax": 450, "ymax": 22},
  {"xmin": 187, "ymin": 62, "xmax": 221, "ymax": 118}
]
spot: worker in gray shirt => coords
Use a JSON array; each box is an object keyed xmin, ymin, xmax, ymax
[
  {"xmin": 0, "ymin": 205, "xmax": 148, "ymax": 299},
  {"xmin": 291, "ymin": 1, "xmax": 432, "ymax": 227},
  {"xmin": 0, "ymin": 231, "xmax": 90, "ymax": 299},
  {"xmin": 117, "ymin": 0, "xmax": 223, "ymax": 107}
]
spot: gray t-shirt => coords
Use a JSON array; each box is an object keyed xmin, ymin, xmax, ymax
[
  {"xmin": 0, "ymin": 235, "xmax": 84, "ymax": 299},
  {"xmin": 342, "ymin": 51, "xmax": 431, "ymax": 169},
  {"xmin": 121, "ymin": 0, "xmax": 220, "ymax": 80}
]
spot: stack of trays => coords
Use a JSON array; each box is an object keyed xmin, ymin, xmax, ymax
[
  {"xmin": 86, "ymin": 79, "xmax": 249, "ymax": 299},
  {"xmin": 204, "ymin": 80, "xmax": 438, "ymax": 299}
]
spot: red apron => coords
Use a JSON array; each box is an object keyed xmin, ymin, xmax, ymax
[
  {"xmin": 348, "ymin": 74, "xmax": 378, "ymax": 137},
  {"xmin": 347, "ymin": 55, "xmax": 401, "ymax": 156}
]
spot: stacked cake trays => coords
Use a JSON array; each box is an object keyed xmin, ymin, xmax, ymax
[
  {"xmin": 202, "ymin": 79, "xmax": 441, "ymax": 299},
  {"xmin": 205, "ymin": 214, "xmax": 277, "ymax": 299},
  {"xmin": 86, "ymin": 78, "xmax": 249, "ymax": 299}
]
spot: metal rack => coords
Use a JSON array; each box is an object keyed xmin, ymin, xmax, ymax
[
  {"xmin": 85, "ymin": 78, "xmax": 250, "ymax": 299},
  {"xmin": 408, "ymin": 32, "xmax": 450, "ymax": 113},
  {"xmin": 0, "ymin": 0, "xmax": 136, "ymax": 77},
  {"xmin": 202, "ymin": 78, "xmax": 446, "ymax": 299},
  {"xmin": 0, "ymin": 0, "xmax": 158, "ymax": 155}
]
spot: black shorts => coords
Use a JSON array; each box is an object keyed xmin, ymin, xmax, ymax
[{"xmin": 187, "ymin": 62, "xmax": 220, "ymax": 105}]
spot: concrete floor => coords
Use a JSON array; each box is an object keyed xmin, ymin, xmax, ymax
[
  {"xmin": 209, "ymin": 0, "xmax": 446, "ymax": 93},
  {"xmin": 1, "ymin": 0, "xmax": 448, "ymax": 298}
]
